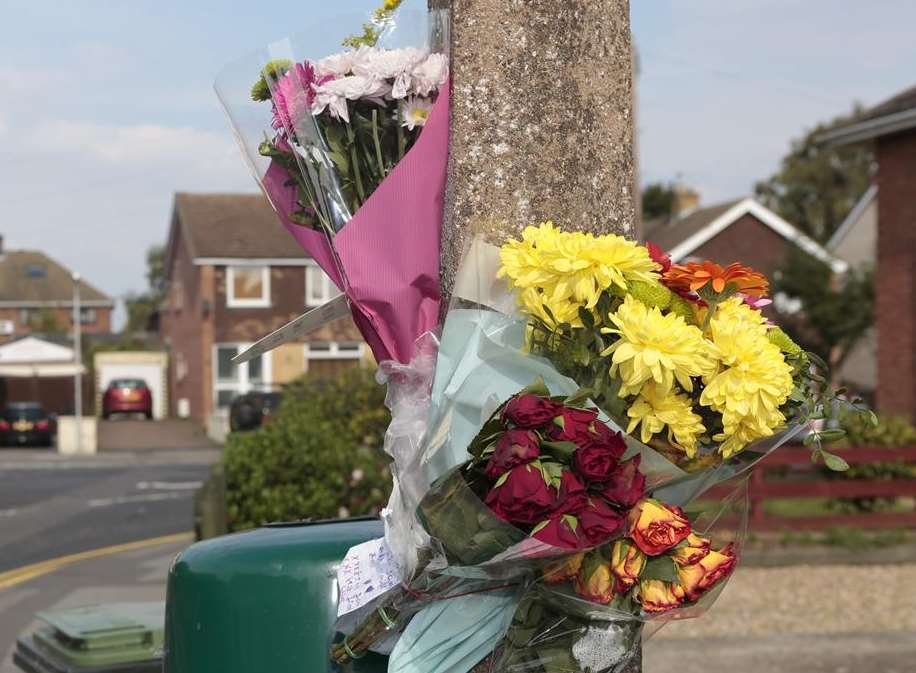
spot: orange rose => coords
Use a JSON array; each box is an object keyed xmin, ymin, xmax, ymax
[
  {"xmin": 543, "ymin": 552, "xmax": 585, "ymax": 585},
  {"xmin": 628, "ymin": 499, "xmax": 692, "ymax": 556},
  {"xmin": 671, "ymin": 533, "xmax": 711, "ymax": 567},
  {"xmin": 637, "ymin": 579, "xmax": 685, "ymax": 613},
  {"xmin": 677, "ymin": 543, "xmax": 738, "ymax": 601},
  {"xmin": 574, "ymin": 551, "xmax": 614, "ymax": 605},
  {"xmin": 610, "ymin": 539, "xmax": 646, "ymax": 593}
]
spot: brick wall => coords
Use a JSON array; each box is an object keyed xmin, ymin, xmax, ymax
[
  {"xmin": 875, "ymin": 129, "xmax": 916, "ymax": 420},
  {"xmin": 690, "ymin": 213, "xmax": 792, "ymax": 278}
]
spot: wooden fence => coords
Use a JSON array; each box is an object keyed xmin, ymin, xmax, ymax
[{"xmin": 717, "ymin": 446, "xmax": 916, "ymax": 530}]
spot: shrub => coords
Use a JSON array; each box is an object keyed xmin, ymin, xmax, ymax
[{"xmin": 223, "ymin": 366, "xmax": 392, "ymax": 531}]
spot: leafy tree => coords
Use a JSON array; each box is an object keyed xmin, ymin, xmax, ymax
[
  {"xmin": 124, "ymin": 245, "xmax": 165, "ymax": 333},
  {"xmin": 641, "ymin": 182, "xmax": 676, "ymax": 221},
  {"xmin": 755, "ymin": 107, "xmax": 874, "ymax": 243},
  {"xmin": 773, "ymin": 247, "xmax": 873, "ymax": 386}
]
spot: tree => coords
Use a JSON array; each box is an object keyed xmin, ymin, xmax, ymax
[
  {"xmin": 755, "ymin": 108, "xmax": 874, "ymax": 244},
  {"xmin": 641, "ymin": 182, "xmax": 676, "ymax": 220},
  {"xmin": 29, "ymin": 308, "xmax": 65, "ymax": 335},
  {"xmin": 124, "ymin": 245, "xmax": 165, "ymax": 333},
  {"xmin": 773, "ymin": 247, "xmax": 873, "ymax": 386}
]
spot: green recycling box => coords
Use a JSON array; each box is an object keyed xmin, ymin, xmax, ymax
[
  {"xmin": 13, "ymin": 602, "xmax": 164, "ymax": 673},
  {"xmin": 164, "ymin": 518, "xmax": 388, "ymax": 672}
]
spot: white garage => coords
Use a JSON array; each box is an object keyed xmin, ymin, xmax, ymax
[{"xmin": 94, "ymin": 351, "xmax": 169, "ymax": 420}]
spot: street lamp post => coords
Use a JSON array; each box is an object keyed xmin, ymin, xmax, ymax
[{"xmin": 72, "ymin": 272, "xmax": 82, "ymax": 454}]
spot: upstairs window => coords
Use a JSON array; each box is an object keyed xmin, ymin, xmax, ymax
[
  {"xmin": 227, "ymin": 266, "xmax": 270, "ymax": 308},
  {"xmin": 305, "ymin": 264, "xmax": 341, "ymax": 307}
]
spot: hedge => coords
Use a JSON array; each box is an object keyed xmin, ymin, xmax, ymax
[{"xmin": 223, "ymin": 366, "xmax": 392, "ymax": 531}]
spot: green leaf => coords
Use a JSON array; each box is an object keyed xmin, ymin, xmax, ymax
[
  {"xmin": 541, "ymin": 441, "xmax": 577, "ymax": 462},
  {"xmin": 641, "ymin": 556, "xmax": 679, "ymax": 583},
  {"xmin": 578, "ymin": 306, "xmax": 595, "ymax": 329},
  {"xmin": 821, "ymin": 451, "xmax": 850, "ymax": 472},
  {"xmin": 565, "ymin": 387, "xmax": 594, "ymax": 408},
  {"xmin": 562, "ymin": 514, "xmax": 578, "ymax": 533},
  {"xmin": 816, "ymin": 428, "xmax": 847, "ymax": 443},
  {"xmin": 493, "ymin": 471, "xmax": 510, "ymax": 489},
  {"xmin": 530, "ymin": 519, "xmax": 550, "ymax": 536},
  {"xmin": 803, "ymin": 432, "xmax": 817, "ymax": 447},
  {"xmin": 519, "ymin": 378, "xmax": 550, "ymax": 397}
]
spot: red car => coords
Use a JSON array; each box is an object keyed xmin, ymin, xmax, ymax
[{"xmin": 102, "ymin": 378, "xmax": 153, "ymax": 419}]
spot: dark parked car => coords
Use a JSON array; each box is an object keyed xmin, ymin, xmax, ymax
[
  {"xmin": 102, "ymin": 378, "xmax": 153, "ymax": 419},
  {"xmin": 0, "ymin": 402, "xmax": 55, "ymax": 447},
  {"xmin": 229, "ymin": 391, "xmax": 283, "ymax": 432}
]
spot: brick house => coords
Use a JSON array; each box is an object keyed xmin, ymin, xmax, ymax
[
  {"xmin": 643, "ymin": 195, "xmax": 847, "ymax": 279},
  {"xmin": 160, "ymin": 193, "xmax": 367, "ymax": 424},
  {"xmin": 0, "ymin": 238, "xmax": 114, "ymax": 343},
  {"xmin": 821, "ymin": 84, "xmax": 916, "ymax": 421}
]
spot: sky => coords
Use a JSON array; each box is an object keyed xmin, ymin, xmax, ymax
[{"xmin": 1, "ymin": 0, "xmax": 915, "ymax": 322}]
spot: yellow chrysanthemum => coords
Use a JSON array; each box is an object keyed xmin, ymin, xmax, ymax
[
  {"xmin": 626, "ymin": 383, "xmax": 706, "ymax": 458},
  {"xmin": 601, "ymin": 296, "xmax": 717, "ymax": 397},
  {"xmin": 499, "ymin": 222, "xmax": 660, "ymax": 326},
  {"xmin": 700, "ymin": 298, "xmax": 795, "ymax": 457}
]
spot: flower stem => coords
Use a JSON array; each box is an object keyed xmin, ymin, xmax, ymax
[
  {"xmin": 396, "ymin": 106, "xmax": 406, "ymax": 160},
  {"xmin": 346, "ymin": 124, "xmax": 367, "ymax": 204},
  {"xmin": 371, "ymin": 108, "xmax": 387, "ymax": 179}
]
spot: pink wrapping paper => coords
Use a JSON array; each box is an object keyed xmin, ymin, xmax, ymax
[{"xmin": 262, "ymin": 86, "xmax": 450, "ymax": 364}]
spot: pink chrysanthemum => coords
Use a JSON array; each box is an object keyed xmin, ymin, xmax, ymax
[{"xmin": 271, "ymin": 61, "xmax": 319, "ymax": 133}]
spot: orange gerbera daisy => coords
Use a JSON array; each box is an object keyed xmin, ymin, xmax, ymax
[{"xmin": 663, "ymin": 261, "xmax": 769, "ymax": 297}]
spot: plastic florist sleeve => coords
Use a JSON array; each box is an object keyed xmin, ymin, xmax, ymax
[{"xmin": 214, "ymin": 4, "xmax": 449, "ymax": 365}]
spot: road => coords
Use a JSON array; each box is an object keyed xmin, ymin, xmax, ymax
[{"xmin": 0, "ymin": 448, "xmax": 217, "ymax": 573}]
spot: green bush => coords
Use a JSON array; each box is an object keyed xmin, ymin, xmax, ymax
[
  {"xmin": 223, "ymin": 366, "xmax": 392, "ymax": 531},
  {"xmin": 829, "ymin": 411, "xmax": 916, "ymax": 513}
]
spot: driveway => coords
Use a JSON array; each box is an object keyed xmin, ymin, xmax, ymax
[{"xmin": 97, "ymin": 418, "xmax": 218, "ymax": 451}]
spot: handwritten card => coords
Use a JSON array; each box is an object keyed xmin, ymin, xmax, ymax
[{"xmin": 337, "ymin": 537, "xmax": 403, "ymax": 617}]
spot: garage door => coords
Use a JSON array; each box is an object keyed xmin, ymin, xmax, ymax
[{"xmin": 97, "ymin": 363, "xmax": 166, "ymax": 419}]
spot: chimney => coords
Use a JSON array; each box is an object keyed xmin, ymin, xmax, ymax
[{"xmin": 673, "ymin": 185, "xmax": 700, "ymax": 218}]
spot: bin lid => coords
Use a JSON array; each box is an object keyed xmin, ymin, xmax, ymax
[{"xmin": 33, "ymin": 602, "xmax": 164, "ymax": 667}]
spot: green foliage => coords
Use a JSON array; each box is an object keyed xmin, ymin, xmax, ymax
[
  {"xmin": 755, "ymin": 107, "xmax": 874, "ymax": 243},
  {"xmin": 223, "ymin": 367, "xmax": 392, "ymax": 531},
  {"xmin": 772, "ymin": 246, "xmax": 873, "ymax": 376},
  {"xmin": 251, "ymin": 59, "xmax": 292, "ymax": 102},
  {"xmin": 28, "ymin": 308, "xmax": 65, "ymax": 335},
  {"xmin": 641, "ymin": 182, "xmax": 677, "ymax": 221},
  {"xmin": 124, "ymin": 245, "xmax": 166, "ymax": 334}
]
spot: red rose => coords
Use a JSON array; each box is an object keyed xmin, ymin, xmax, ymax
[
  {"xmin": 547, "ymin": 407, "xmax": 599, "ymax": 444},
  {"xmin": 531, "ymin": 515, "xmax": 583, "ymax": 549},
  {"xmin": 552, "ymin": 470, "xmax": 589, "ymax": 515},
  {"xmin": 485, "ymin": 464, "xmax": 557, "ymax": 526},
  {"xmin": 502, "ymin": 394, "xmax": 561, "ymax": 428},
  {"xmin": 572, "ymin": 435, "xmax": 626, "ymax": 483},
  {"xmin": 599, "ymin": 455, "xmax": 646, "ymax": 509},
  {"xmin": 578, "ymin": 498, "xmax": 626, "ymax": 546},
  {"xmin": 485, "ymin": 429, "xmax": 541, "ymax": 480}
]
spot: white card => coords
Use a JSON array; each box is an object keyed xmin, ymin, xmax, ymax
[
  {"xmin": 232, "ymin": 293, "xmax": 351, "ymax": 364},
  {"xmin": 336, "ymin": 537, "xmax": 403, "ymax": 617}
]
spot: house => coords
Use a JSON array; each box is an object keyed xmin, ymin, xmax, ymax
[
  {"xmin": 160, "ymin": 192, "xmax": 367, "ymax": 426},
  {"xmin": 821, "ymin": 83, "xmax": 916, "ymax": 420},
  {"xmin": 0, "ymin": 238, "xmax": 114, "ymax": 343},
  {"xmin": 642, "ymin": 195, "xmax": 847, "ymax": 277},
  {"xmin": 0, "ymin": 335, "xmax": 91, "ymax": 415}
]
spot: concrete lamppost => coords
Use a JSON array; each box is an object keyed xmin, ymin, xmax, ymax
[{"xmin": 72, "ymin": 271, "xmax": 83, "ymax": 454}]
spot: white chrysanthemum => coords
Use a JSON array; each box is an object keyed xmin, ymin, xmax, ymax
[
  {"xmin": 312, "ymin": 76, "xmax": 391, "ymax": 122},
  {"xmin": 353, "ymin": 47, "xmax": 427, "ymax": 99},
  {"xmin": 410, "ymin": 53, "xmax": 449, "ymax": 97},
  {"xmin": 400, "ymin": 96, "xmax": 433, "ymax": 130}
]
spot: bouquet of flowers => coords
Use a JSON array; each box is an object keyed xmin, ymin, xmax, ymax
[
  {"xmin": 327, "ymin": 218, "xmax": 859, "ymax": 673},
  {"xmin": 216, "ymin": 5, "xmax": 449, "ymax": 364}
]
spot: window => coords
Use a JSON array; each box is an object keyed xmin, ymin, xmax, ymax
[
  {"xmin": 213, "ymin": 344, "xmax": 271, "ymax": 409},
  {"xmin": 175, "ymin": 352, "xmax": 188, "ymax": 382},
  {"xmin": 227, "ymin": 266, "xmax": 270, "ymax": 308},
  {"xmin": 18, "ymin": 308, "xmax": 30, "ymax": 326},
  {"xmin": 305, "ymin": 264, "xmax": 341, "ymax": 307},
  {"xmin": 24, "ymin": 264, "xmax": 46, "ymax": 278},
  {"xmin": 171, "ymin": 281, "xmax": 185, "ymax": 312},
  {"xmin": 79, "ymin": 308, "xmax": 96, "ymax": 325},
  {"xmin": 304, "ymin": 341, "xmax": 365, "ymax": 360}
]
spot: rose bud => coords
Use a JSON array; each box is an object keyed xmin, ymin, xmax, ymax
[
  {"xmin": 610, "ymin": 539, "xmax": 647, "ymax": 593},
  {"xmin": 628, "ymin": 499, "xmax": 692, "ymax": 555},
  {"xmin": 574, "ymin": 551, "xmax": 615, "ymax": 605},
  {"xmin": 573, "ymin": 441, "xmax": 623, "ymax": 484},
  {"xmin": 531, "ymin": 515, "xmax": 582, "ymax": 549},
  {"xmin": 547, "ymin": 407, "xmax": 600, "ymax": 444},
  {"xmin": 552, "ymin": 470, "xmax": 589, "ymax": 515},
  {"xmin": 677, "ymin": 543, "xmax": 737, "ymax": 601},
  {"xmin": 637, "ymin": 579, "xmax": 686, "ymax": 613},
  {"xmin": 671, "ymin": 533, "xmax": 711, "ymax": 567},
  {"xmin": 485, "ymin": 429, "xmax": 541, "ymax": 481},
  {"xmin": 599, "ymin": 455, "xmax": 647, "ymax": 509},
  {"xmin": 502, "ymin": 394, "xmax": 561, "ymax": 428},
  {"xmin": 543, "ymin": 552, "xmax": 585, "ymax": 584},
  {"xmin": 578, "ymin": 498, "xmax": 626, "ymax": 546},
  {"xmin": 485, "ymin": 464, "xmax": 557, "ymax": 526}
]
